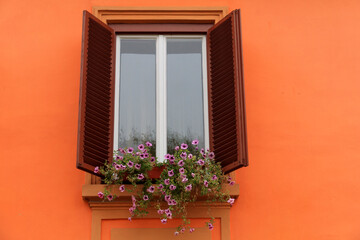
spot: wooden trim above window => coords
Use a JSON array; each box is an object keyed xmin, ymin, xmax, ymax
[
  {"xmin": 92, "ymin": 6, "xmax": 228, "ymax": 24},
  {"xmin": 109, "ymin": 23, "xmax": 213, "ymax": 34}
]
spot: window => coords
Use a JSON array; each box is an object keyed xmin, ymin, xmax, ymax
[
  {"xmin": 114, "ymin": 35, "xmax": 209, "ymax": 161},
  {"xmin": 77, "ymin": 9, "xmax": 248, "ymax": 175}
]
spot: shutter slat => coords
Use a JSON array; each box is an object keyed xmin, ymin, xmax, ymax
[
  {"xmin": 207, "ymin": 9, "xmax": 248, "ymax": 174},
  {"xmin": 77, "ymin": 10, "xmax": 115, "ymax": 176}
]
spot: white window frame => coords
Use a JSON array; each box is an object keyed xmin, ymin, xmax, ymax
[{"xmin": 114, "ymin": 35, "xmax": 209, "ymax": 162}]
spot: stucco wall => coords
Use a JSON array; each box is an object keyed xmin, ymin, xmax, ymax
[{"xmin": 1, "ymin": 0, "xmax": 359, "ymax": 239}]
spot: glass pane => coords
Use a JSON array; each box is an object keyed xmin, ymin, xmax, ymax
[
  {"xmin": 118, "ymin": 39, "xmax": 156, "ymax": 155},
  {"xmin": 166, "ymin": 38, "xmax": 204, "ymax": 153}
]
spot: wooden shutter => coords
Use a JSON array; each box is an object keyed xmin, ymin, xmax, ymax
[
  {"xmin": 207, "ymin": 9, "xmax": 248, "ymax": 174},
  {"xmin": 77, "ymin": 10, "xmax": 116, "ymax": 175}
]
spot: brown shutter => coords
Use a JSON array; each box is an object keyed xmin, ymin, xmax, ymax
[
  {"xmin": 207, "ymin": 9, "xmax": 248, "ymax": 174},
  {"xmin": 77, "ymin": 10, "xmax": 115, "ymax": 175}
]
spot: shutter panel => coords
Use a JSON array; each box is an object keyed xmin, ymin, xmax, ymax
[
  {"xmin": 207, "ymin": 9, "xmax": 248, "ymax": 174},
  {"xmin": 77, "ymin": 10, "xmax": 115, "ymax": 175}
]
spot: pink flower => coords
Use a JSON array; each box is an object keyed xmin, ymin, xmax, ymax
[
  {"xmin": 191, "ymin": 173, "xmax": 195, "ymax": 178},
  {"xmin": 189, "ymin": 228, "xmax": 195, "ymax": 233},
  {"xmin": 127, "ymin": 161, "xmax": 134, "ymax": 168},
  {"xmin": 208, "ymin": 152, "xmax": 215, "ymax": 159},
  {"xmin": 158, "ymin": 184, "xmax": 164, "ymax": 190},
  {"xmin": 167, "ymin": 212, "xmax": 172, "ymax": 219},
  {"xmin": 127, "ymin": 147, "xmax": 134, "ymax": 153},
  {"xmin": 135, "ymin": 163, "xmax": 141, "ymax": 170},
  {"xmin": 192, "ymin": 139, "xmax": 199, "ymax": 145},
  {"xmin": 174, "ymin": 231, "xmax": 179, "ymax": 236},
  {"xmin": 115, "ymin": 164, "xmax": 121, "ymax": 170},
  {"xmin": 170, "ymin": 185, "xmax": 176, "ymax": 190},
  {"xmin": 175, "ymin": 146, "xmax": 179, "ymax": 151},
  {"xmin": 119, "ymin": 185, "xmax": 125, "ymax": 192},
  {"xmin": 180, "ymin": 228, "xmax": 185, "ymax": 233},
  {"xmin": 200, "ymin": 148, "xmax": 205, "ymax": 154},
  {"xmin": 204, "ymin": 180, "xmax": 209, "ymax": 187},
  {"xmin": 168, "ymin": 169, "xmax": 174, "ymax": 177},
  {"xmin": 179, "ymin": 167, "xmax": 185, "ymax": 174},
  {"xmin": 137, "ymin": 173, "xmax": 144, "ymax": 180},
  {"xmin": 107, "ymin": 194, "xmax": 113, "ymax": 201},
  {"xmin": 212, "ymin": 175, "xmax": 218, "ymax": 180},
  {"xmin": 188, "ymin": 154, "xmax": 193, "ymax": 159},
  {"xmin": 182, "ymin": 177, "xmax": 188, "ymax": 183},
  {"xmin": 128, "ymin": 217, "xmax": 132, "ymax": 221},
  {"xmin": 180, "ymin": 152, "xmax": 187, "ymax": 159},
  {"xmin": 181, "ymin": 143, "xmax": 188, "ymax": 149},
  {"xmin": 178, "ymin": 160, "xmax": 184, "ymax": 167},
  {"xmin": 98, "ymin": 192, "xmax": 104, "ymax": 199},
  {"xmin": 131, "ymin": 195, "xmax": 136, "ymax": 203},
  {"xmin": 197, "ymin": 159, "xmax": 205, "ymax": 166},
  {"xmin": 138, "ymin": 144, "xmax": 145, "ymax": 151},
  {"xmin": 143, "ymin": 195, "xmax": 149, "ymax": 201},
  {"xmin": 185, "ymin": 184, "xmax": 192, "ymax": 192},
  {"xmin": 195, "ymin": 147, "xmax": 199, "ymax": 150},
  {"xmin": 120, "ymin": 164, "xmax": 126, "ymax": 170},
  {"xmin": 139, "ymin": 154, "xmax": 144, "ymax": 159},
  {"xmin": 144, "ymin": 153, "xmax": 149, "ymax": 158},
  {"xmin": 150, "ymin": 157, "xmax": 156, "ymax": 163},
  {"xmin": 208, "ymin": 223, "xmax": 214, "ymax": 230},
  {"xmin": 94, "ymin": 166, "xmax": 99, "ymax": 173},
  {"xmin": 229, "ymin": 181, "xmax": 235, "ymax": 186},
  {"xmin": 165, "ymin": 195, "xmax": 171, "ymax": 202},
  {"xmin": 147, "ymin": 186, "xmax": 155, "ymax": 193},
  {"xmin": 158, "ymin": 209, "xmax": 164, "ymax": 215},
  {"xmin": 227, "ymin": 198, "xmax": 235, "ymax": 205},
  {"xmin": 164, "ymin": 154, "xmax": 170, "ymax": 159},
  {"xmin": 164, "ymin": 179, "xmax": 170, "ymax": 185},
  {"xmin": 169, "ymin": 155, "xmax": 175, "ymax": 161},
  {"xmin": 161, "ymin": 218, "xmax": 167, "ymax": 224},
  {"xmin": 146, "ymin": 141, "xmax": 152, "ymax": 147}
]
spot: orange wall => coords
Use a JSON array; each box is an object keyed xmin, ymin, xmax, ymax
[{"xmin": 1, "ymin": 0, "xmax": 359, "ymax": 239}]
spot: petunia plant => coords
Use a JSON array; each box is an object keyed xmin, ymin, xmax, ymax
[{"xmin": 95, "ymin": 140, "xmax": 236, "ymax": 235}]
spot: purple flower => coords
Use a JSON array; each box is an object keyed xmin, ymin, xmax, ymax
[
  {"xmin": 164, "ymin": 179, "xmax": 170, "ymax": 185},
  {"xmin": 171, "ymin": 200, "xmax": 177, "ymax": 205},
  {"xmin": 164, "ymin": 154, "xmax": 170, "ymax": 159},
  {"xmin": 208, "ymin": 152, "xmax": 215, "ymax": 159},
  {"xmin": 168, "ymin": 169, "xmax": 174, "ymax": 177},
  {"xmin": 195, "ymin": 147, "xmax": 199, "ymax": 150},
  {"xmin": 188, "ymin": 154, "xmax": 193, "ymax": 159},
  {"xmin": 158, "ymin": 209, "xmax": 164, "ymax": 215},
  {"xmin": 179, "ymin": 167, "xmax": 185, "ymax": 174},
  {"xmin": 147, "ymin": 186, "xmax": 155, "ymax": 193},
  {"xmin": 150, "ymin": 157, "xmax": 156, "ymax": 163},
  {"xmin": 175, "ymin": 146, "xmax": 179, "ymax": 151},
  {"xmin": 94, "ymin": 166, "xmax": 99, "ymax": 173},
  {"xmin": 185, "ymin": 184, "xmax": 192, "ymax": 192},
  {"xmin": 212, "ymin": 175, "xmax": 218, "ymax": 180},
  {"xmin": 137, "ymin": 173, "xmax": 144, "ymax": 180},
  {"xmin": 107, "ymin": 194, "xmax": 113, "ymax": 201},
  {"xmin": 180, "ymin": 152, "xmax": 187, "ymax": 159},
  {"xmin": 192, "ymin": 139, "xmax": 199, "ymax": 145},
  {"xmin": 191, "ymin": 173, "xmax": 195, "ymax": 178},
  {"xmin": 127, "ymin": 147, "xmax": 134, "ymax": 153},
  {"xmin": 229, "ymin": 181, "xmax": 235, "ymax": 186},
  {"xmin": 169, "ymin": 155, "xmax": 175, "ymax": 161},
  {"xmin": 144, "ymin": 153, "xmax": 149, "ymax": 158},
  {"xmin": 138, "ymin": 144, "xmax": 145, "ymax": 151},
  {"xmin": 197, "ymin": 159, "xmax": 205, "ymax": 166},
  {"xmin": 119, "ymin": 185, "xmax": 125, "ymax": 192},
  {"xmin": 200, "ymin": 148, "xmax": 205, "ymax": 154},
  {"xmin": 227, "ymin": 198, "xmax": 235, "ymax": 205},
  {"xmin": 181, "ymin": 143, "xmax": 188, "ymax": 149},
  {"xmin": 158, "ymin": 184, "xmax": 164, "ymax": 190},
  {"xmin": 174, "ymin": 231, "xmax": 179, "ymax": 236},
  {"xmin": 143, "ymin": 195, "xmax": 149, "ymax": 201},
  {"xmin": 120, "ymin": 164, "xmax": 126, "ymax": 170},
  {"xmin": 189, "ymin": 228, "xmax": 195, "ymax": 233},
  {"xmin": 98, "ymin": 192, "xmax": 104, "ymax": 199},
  {"xmin": 115, "ymin": 164, "xmax": 121, "ymax": 170},
  {"xmin": 161, "ymin": 218, "xmax": 167, "ymax": 224},
  {"xmin": 127, "ymin": 161, "xmax": 134, "ymax": 168},
  {"xmin": 170, "ymin": 185, "xmax": 176, "ymax": 191},
  {"xmin": 165, "ymin": 208, "xmax": 171, "ymax": 214},
  {"xmin": 128, "ymin": 217, "xmax": 132, "ymax": 221},
  {"xmin": 208, "ymin": 223, "xmax": 214, "ymax": 230},
  {"xmin": 146, "ymin": 141, "xmax": 152, "ymax": 147},
  {"xmin": 178, "ymin": 160, "xmax": 184, "ymax": 167},
  {"xmin": 203, "ymin": 154, "xmax": 207, "ymax": 158},
  {"xmin": 204, "ymin": 180, "xmax": 209, "ymax": 187},
  {"xmin": 139, "ymin": 154, "xmax": 144, "ymax": 159},
  {"xmin": 129, "ymin": 206, "xmax": 135, "ymax": 214},
  {"xmin": 182, "ymin": 177, "xmax": 188, "ymax": 183},
  {"xmin": 135, "ymin": 163, "xmax": 141, "ymax": 170}
]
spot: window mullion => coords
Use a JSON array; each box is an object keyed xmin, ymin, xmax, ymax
[
  {"xmin": 156, "ymin": 35, "xmax": 167, "ymax": 162},
  {"xmin": 202, "ymin": 36, "xmax": 210, "ymax": 150},
  {"xmin": 113, "ymin": 36, "xmax": 121, "ymax": 151}
]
